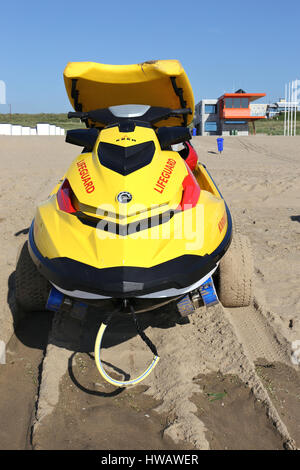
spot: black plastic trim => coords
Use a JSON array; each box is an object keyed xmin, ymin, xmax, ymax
[
  {"xmin": 66, "ymin": 128, "xmax": 99, "ymax": 150},
  {"xmin": 28, "ymin": 206, "xmax": 232, "ymax": 298},
  {"xmin": 170, "ymin": 77, "xmax": 187, "ymax": 126},
  {"xmin": 97, "ymin": 140, "xmax": 155, "ymax": 176},
  {"xmin": 71, "ymin": 79, "xmax": 82, "ymax": 112},
  {"xmin": 157, "ymin": 127, "xmax": 191, "ymax": 149},
  {"xmin": 68, "ymin": 106, "xmax": 191, "ymax": 128}
]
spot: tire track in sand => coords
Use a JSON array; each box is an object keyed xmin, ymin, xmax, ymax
[
  {"xmin": 144, "ymin": 303, "xmax": 296, "ymax": 449},
  {"xmin": 31, "ymin": 300, "xmax": 297, "ymax": 450},
  {"xmin": 224, "ymin": 303, "xmax": 290, "ymax": 365}
]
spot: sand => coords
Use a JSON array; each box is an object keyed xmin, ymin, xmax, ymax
[{"xmin": 0, "ymin": 135, "xmax": 299, "ymax": 450}]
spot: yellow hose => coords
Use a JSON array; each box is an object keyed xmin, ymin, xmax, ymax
[{"xmin": 94, "ymin": 322, "xmax": 160, "ymax": 387}]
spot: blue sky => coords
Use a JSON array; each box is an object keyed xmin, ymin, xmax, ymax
[{"xmin": 0, "ymin": 0, "xmax": 299, "ymax": 113}]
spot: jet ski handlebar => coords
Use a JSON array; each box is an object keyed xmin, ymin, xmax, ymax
[
  {"xmin": 67, "ymin": 107, "xmax": 192, "ymax": 126},
  {"xmin": 68, "ymin": 111, "xmax": 89, "ymax": 119}
]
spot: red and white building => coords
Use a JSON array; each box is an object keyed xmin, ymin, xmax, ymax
[{"xmin": 194, "ymin": 91, "xmax": 266, "ymax": 136}]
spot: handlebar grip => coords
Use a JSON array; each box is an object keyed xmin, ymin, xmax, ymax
[
  {"xmin": 170, "ymin": 108, "xmax": 192, "ymax": 116},
  {"xmin": 67, "ymin": 111, "xmax": 88, "ymax": 119}
]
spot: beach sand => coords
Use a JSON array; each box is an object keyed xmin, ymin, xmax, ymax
[{"xmin": 0, "ymin": 135, "xmax": 299, "ymax": 449}]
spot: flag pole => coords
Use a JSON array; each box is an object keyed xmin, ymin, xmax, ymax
[
  {"xmin": 294, "ymin": 80, "xmax": 297, "ymax": 136},
  {"xmin": 287, "ymin": 82, "xmax": 290, "ymax": 136},
  {"xmin": 290, "ymin": 80, "xmax": 294, "ymax": 136},
  {"xmin": 284, "ymin": 83, "xmax": 287, "ymax": 136}
]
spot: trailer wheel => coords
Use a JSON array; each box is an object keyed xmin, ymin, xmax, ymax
[
  {"xmin": 217, "ymin": 233, "xmax": 253, "ymax": 307},
  {"xmin": 15, "ymin": 241, "xmax": 50, "ymax": 312}
]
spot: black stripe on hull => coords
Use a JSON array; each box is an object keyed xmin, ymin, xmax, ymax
[{"xmin": 28, "ymin": 205, "xmax": 232, "ymax": 298}]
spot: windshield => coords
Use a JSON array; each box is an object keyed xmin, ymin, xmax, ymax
[{"xmin": 108, "ymin": 104, "xmax": 151, "ymax": 118}]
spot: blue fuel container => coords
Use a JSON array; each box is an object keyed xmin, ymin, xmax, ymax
[
  {"xmin": 192, "ymin": 127, "xmax": 197, "ymax": 136},
  {"xmin": 217, "ymin": 137, "xmax": 224, "ymax": 153}
]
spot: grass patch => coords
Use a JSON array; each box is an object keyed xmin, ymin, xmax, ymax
[
  {"xmin": 0, "ymin": 113, "xmax": 85, "ymax": 130},
  {"xmin": 251, "ymin": 112, "xmax": 300, "ymax": 135}
]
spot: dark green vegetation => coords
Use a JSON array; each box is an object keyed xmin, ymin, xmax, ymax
[
  {"xmin": 0, "ymin": 113, "xmax": 85, "ymax": 131},
  {"xmin": 251, "ymin": 112, "xmax": 300, "ymax": 135}
]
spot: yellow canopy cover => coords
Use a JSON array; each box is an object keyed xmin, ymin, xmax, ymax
[{"xmin": 64, "ymin": 60, "xmax": 194, "ymax": 126}]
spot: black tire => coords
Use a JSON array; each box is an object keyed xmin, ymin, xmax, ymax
[
  {"xmin": 217, "ymin": 233, "xmax": 253, "ymax": 308},
  {"xmin": 15, "ymin": 241, "xmax": 50, "ymax": 312}
]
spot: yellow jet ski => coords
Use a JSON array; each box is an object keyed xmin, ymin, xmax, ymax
[{"xmin": 15, "ymin": 60, "xmax": 253, "ymax": 386}]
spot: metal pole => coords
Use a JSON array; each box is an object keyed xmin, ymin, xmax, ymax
[
  {"xmin": 284, "ymin": 84, "xmax": 287, "ymax": 136},
  {"xmin": 293, "ymin": 80, "xmax": 296, "ymax": 136},
  {"xmin": 294, "ymin": 79, "xmax": 297, "ymax": 136},
  {"xmin": 290, "ymin": 80, "xmax": 294, "ymax": 135},
  {"xmin": 288, "ymin": 82, "xmax": 291, "ymax": 136},
  {"xmin": 290, "ymin": 81, "xmax": 293, "ymax": 135},
  {"xmin": 292, "ymin": 80, "xmax": 295, "ymax": 136}
]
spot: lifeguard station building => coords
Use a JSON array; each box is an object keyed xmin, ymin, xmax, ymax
[{"xmin": 194, "ymin": 90, "xmax": 266, "ymax": 136}]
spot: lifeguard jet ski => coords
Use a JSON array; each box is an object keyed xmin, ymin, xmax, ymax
[{"xmin": 15, "ymin": 60, "xmax": 253, "ymax": 386}]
